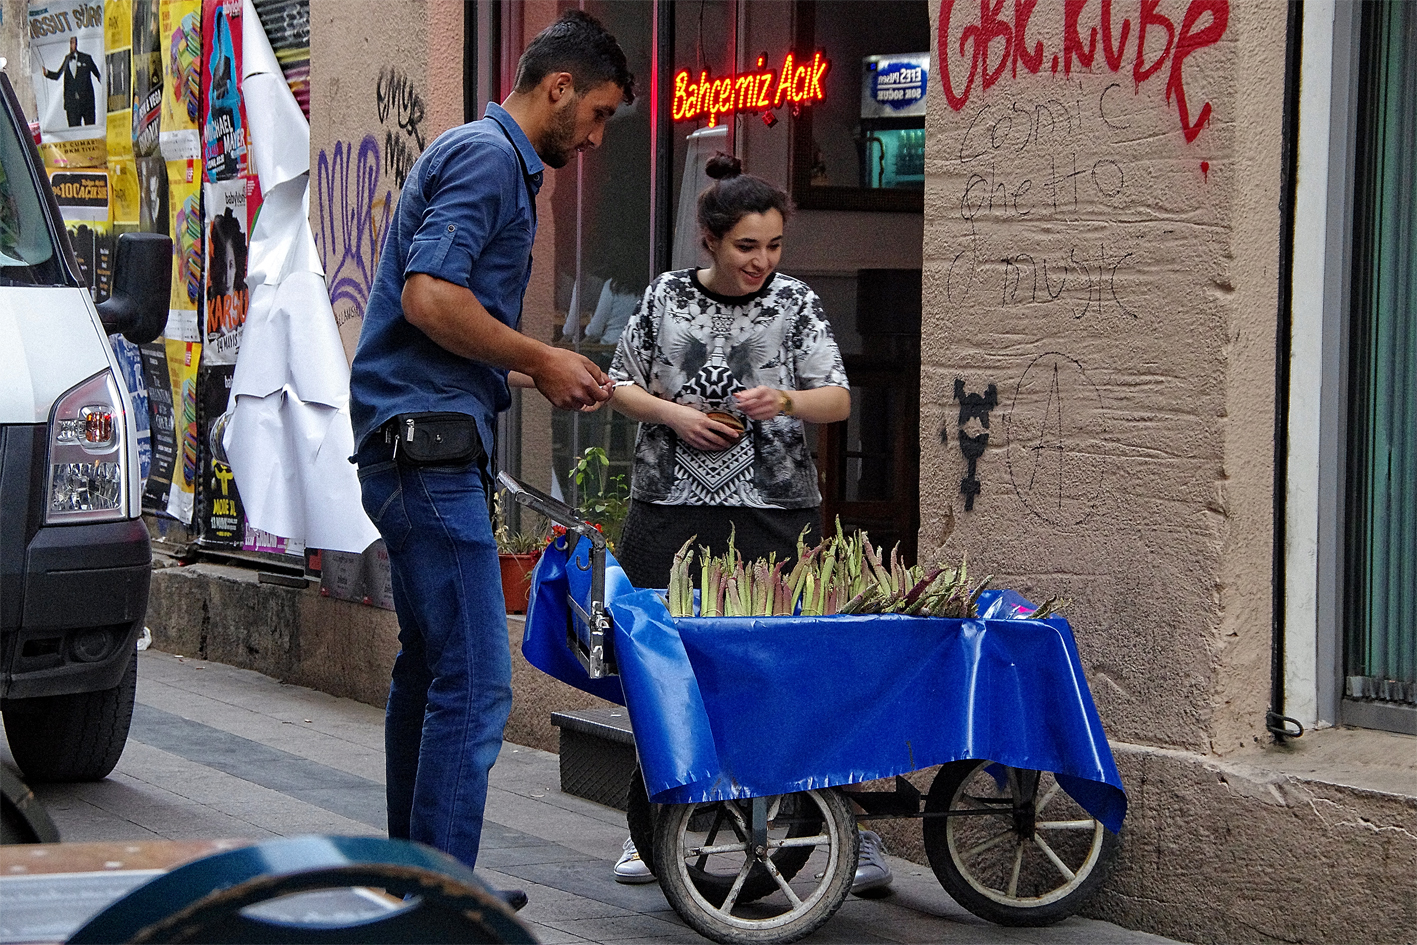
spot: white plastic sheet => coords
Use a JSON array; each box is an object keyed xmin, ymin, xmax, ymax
[{"xmin": 223, "ymin": 0, "xmax": 377, "ymax": 553}]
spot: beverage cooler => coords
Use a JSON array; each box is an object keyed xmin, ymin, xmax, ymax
[{"xmin": 857, "ymin": 53, "xmax": 928, "ymax": 190}]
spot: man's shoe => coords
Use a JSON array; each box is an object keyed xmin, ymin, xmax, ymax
[
  {"xmin": 852, "ymin": 830, "xmax": 894, "ymax": 897},
  {"xmin": 496, "ymin": 888, "xmax": 528, "ymax": 911},
  {"xmin": 613, "ymin": 835, "xmax": 656, "ymax": 884}
]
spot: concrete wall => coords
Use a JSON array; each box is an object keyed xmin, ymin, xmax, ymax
[
  {"xmin": 1, "ymin": 0, "xmax": 36, "ymax": 117},
  {"xmin": 921, "ymin": 0, "xmax": 1277, "ymax": 757},
  {"xmin": 144, "ymin": 560, "xmax": 613, "ymax": 754},
  {"xmin": 918, "ymin": 1, "xmax": 1415, "ymax": 941},
  {"xmin": 307, "ymin": 0, "xmax": 464, "ymax": 363}
]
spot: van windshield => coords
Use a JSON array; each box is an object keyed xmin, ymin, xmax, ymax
[{"xmin": 0, "ymin": 100, "xmax": 61, "ymax": 286}]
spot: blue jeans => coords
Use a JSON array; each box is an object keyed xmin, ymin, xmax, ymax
[{"xmin": 357, "ymin": 445, "xmax": 512, "ymax": 870}]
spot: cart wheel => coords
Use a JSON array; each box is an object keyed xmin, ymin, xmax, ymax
[
  {"xmin": 654, "ymin": 789, "xmax": 857, "ymax": 944},
  {"xmin": 922, "ymin": 760, "xmax": 1120, "ymax": 927},
  {"xmin": 627, "ymin": 766, "xmax": 816, "ymax": 902}
]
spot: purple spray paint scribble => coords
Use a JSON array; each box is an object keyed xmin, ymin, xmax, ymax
[{"xmin": 314, "ymin": 135, "xmax": 391, "ymax": 328}]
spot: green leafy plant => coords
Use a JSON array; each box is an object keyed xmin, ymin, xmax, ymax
[{"xmin": 570, "ymin": 447, "xmax": 629, "ymax": 550}]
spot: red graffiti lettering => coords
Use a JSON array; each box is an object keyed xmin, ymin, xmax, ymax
[
  {"xmin": 939, "ymin": 0, "xmax": 978, "ymax": 110},
  {"xmin": 1101, "ymin": 0, "xmax": 1131, "ymax": 71},
  {"xmin": 1133, "ymin": 0, "xmax": 1175, "ymax": 86},
  {"xmin": 1063, "ymin": 0, "xmax": 1097, "ymax": 76},
  {"xmin": 1013, "ymin": 0, "xmax": 1044, "ymax": 77},
  {"xmin": 938, "ymin": 0, "xmax": 1227, "ymax": 143},
  {"xmin": 1167, "ymin": 0, "xmax": 1228, "ymax": 141}
]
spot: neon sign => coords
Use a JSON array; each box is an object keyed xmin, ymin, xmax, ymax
[{"xmin": 672, "ymin": 51, "xmax": 830, "ymax": 126}]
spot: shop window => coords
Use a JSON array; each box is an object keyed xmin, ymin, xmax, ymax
[
  {"xmin": 790, "ymin": 1, "xmax": 930, "ymax": 212},
  {"xmin": 1343, "ymin": 0, "xmax": 1415, "ymax": 731},
  {"xmin": 544, "ymin": 1, "xmax": 654, "ymax": 505}
]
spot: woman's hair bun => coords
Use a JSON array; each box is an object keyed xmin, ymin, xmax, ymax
[{"xmin": 705, "ymin": 152, "xmax": 743, "ymax": 180}]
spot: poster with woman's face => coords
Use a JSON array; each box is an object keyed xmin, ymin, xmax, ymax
[{"xmin": 202, "ymin": 177, "xmax": 248, "ymax": 364}]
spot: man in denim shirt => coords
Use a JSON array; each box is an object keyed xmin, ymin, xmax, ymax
[{"xmin": 349, "ymin": 12, "xmax": 632, "ymax": 908}]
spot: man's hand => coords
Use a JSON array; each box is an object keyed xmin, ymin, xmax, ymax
[{"xmin": 528, "ymin": 347, "xmax": 615, "ymax": 411}]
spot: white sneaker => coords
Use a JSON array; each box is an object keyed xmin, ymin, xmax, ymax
[
  {"xmin": 613, "ymin": 835, "xmax": 656, "ymax": 884},
  {"xmin": 853, "ymin": 829, "xmax": 894, "ymax": 895}
]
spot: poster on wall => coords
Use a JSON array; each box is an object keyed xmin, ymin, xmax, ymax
[
  {"xmin": 140, "ymin": 340, "xmax": 177, "ymax": 510},
  {"xmin": 164, "ymin": 337, "xmax": 199, "ymax": 522},
  {"xmin": 104, "ymin": 0, "xmax": 139, "ymax": 226},
  {"xmin": 109, "ymin": 335, "xmax": 152, "ymax": 482},
  {"xmin": 135, "ymin": 152, "xmax": 167, "ymax": 235},
  {"xmin": 160, "ymin": 0, "xmax": 202, "ymax": 161},
  {"xmin": 169, "ymin": 157, "xmax": 203, "ymax": 315},
  {"xmin": 27, "ymin": 0, "xmax": 108, "ymax": 168},
  {"xmin": 199, "ymin": 0, "xmax": 246, "ymax": 182},
  {"xmin": 202, "ymin": 176, "xmax": 247, "ymax": 363},
  {"xmin": 47, "ymin": 168, "xmax": 113, "ymax": 300},
  {"xmin": 197, "ymin": 363, "xmax": 244, "ymax": 547},
  {"xmin": 131, "ymin": 0, "xmax": 163, "ymax": 159}
]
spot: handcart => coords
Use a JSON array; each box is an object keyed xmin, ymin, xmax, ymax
[{"xmin": 501, "ymin": 473, "xmax": 1127, "ymax": 945}]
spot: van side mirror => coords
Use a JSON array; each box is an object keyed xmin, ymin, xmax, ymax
[{"xmin": 96, "ymin": 232, "xmax": 172, "ymax": 345}]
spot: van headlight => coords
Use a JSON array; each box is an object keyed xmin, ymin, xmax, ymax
[{"xmin": 47, "ymin": 370, "xmax": 130, "ymax": 523}]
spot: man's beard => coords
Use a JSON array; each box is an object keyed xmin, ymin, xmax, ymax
[{"xmin": 539, "ymin": 98, "xmax": 579, "ymax": 169}]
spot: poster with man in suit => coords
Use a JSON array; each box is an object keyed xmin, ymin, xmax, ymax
[{"xmin": 27, "ymin": 2, "xmax": 107, "ymax": 166}]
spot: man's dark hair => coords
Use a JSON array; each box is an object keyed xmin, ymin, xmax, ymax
[{"xmin": 513, "ymin": 10, "xmax": 635, "ymax": 104}]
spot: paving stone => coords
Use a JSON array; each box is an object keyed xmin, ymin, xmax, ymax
[{"xmin": 1, "ymin": 650, "xmax": 1188, "ymax": 945}]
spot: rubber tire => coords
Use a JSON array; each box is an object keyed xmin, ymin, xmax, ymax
[
  {"xmin": 922, "ymin": 760, "xmax": 1120, "ymax": 927},
  {"xmin": 627, "ymin": 768, "xmax": 816, "ymax": 904},
  {"xmin": 654, "ymin": 789, "xmax": 857, "ymax": 945},
  {"xmin": 2, "ymin": 654, "xmax": 137, "ymax": 783}
]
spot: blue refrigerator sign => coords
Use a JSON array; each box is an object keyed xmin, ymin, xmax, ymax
[{"xmin": 862, "ymin": 54, "xmax": 929, "ymax": 119}]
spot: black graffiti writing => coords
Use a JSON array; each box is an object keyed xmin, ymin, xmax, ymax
[
  {"xmin": 376, "ymin": 66, "xmax": 426, "ymax": 151},
  {"xmin": 1001, "ymin": 245, "xmax": 1137, "ymax": 320},
  {"xmin": 959, "ymin": 93, "xmax": 1088, "ymax": 164},
  {"xmin": 962, "ymin": 154, "xmax": 1125, "ymax": 222}
]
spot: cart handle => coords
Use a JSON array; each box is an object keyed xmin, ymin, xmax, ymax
[{"xmin": 497, "ymin": 471, "xmax": 616, "ymax": 679}]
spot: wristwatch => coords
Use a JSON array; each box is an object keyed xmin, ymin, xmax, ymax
[{"xmin": 779, "ymin": 391, "xmax": 795, "ymax": 416}]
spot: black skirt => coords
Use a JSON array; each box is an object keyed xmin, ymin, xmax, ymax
[{"xmin": 615, "ymin": 501, "xmax": 821, "ymax": 590}]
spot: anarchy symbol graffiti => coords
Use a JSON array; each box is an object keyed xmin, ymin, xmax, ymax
[{"xmin": 1005, "ymin": 352, "xmax": 1105, "ymax": 527}]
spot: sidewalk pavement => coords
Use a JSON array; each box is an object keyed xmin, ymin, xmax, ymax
[{"xmin": 8, "ymin": 650, "xmax": 1182, "ymax": 944}]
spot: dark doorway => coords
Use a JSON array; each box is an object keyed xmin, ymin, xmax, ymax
[{"xmin": 819, "ymin": 269, "xmax": 921, "ymax": 563}]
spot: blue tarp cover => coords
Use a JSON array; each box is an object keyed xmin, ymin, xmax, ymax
[{"xmin": 523, "ymin": 540, "xmax": 1126, "ymax": 833}]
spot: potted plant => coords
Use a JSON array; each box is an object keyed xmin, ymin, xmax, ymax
[
  {"xmin": 494, "ymin": 490, "xmax": 546, "ymax": 615},
  {"xmin": 496, "ymin": 448, "xmax": 630, "ymax": 614}
]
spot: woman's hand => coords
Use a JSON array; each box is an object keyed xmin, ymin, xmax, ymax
[
  {"xmin": 666, "ymin": 403, "xmax": 744, "ymax": 451},
  {"xmin": 733, "ymin": 385, "xmax": 789, "ymax": 421}
]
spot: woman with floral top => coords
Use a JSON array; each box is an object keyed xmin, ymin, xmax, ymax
[
  {"xmin": 607, "ymin": 153, "xmax": 851, "ymax": 592},
  {"xmin": 605, "ymin": 157, "xmax": 891, "ymax": 895}
]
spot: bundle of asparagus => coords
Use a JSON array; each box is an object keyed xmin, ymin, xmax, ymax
[{"xmin": 662, "ymin": 522, "xmax": 1064, "ymax": 620}]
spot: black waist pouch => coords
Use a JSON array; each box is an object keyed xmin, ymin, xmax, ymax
[{"xmin": 391, "ymin": 412, "xmax": 483, "ymax": 466}]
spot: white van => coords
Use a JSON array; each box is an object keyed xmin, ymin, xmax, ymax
[{"xmin": 0, "ymin": 66, "xmax": 169, "ymax": 782}]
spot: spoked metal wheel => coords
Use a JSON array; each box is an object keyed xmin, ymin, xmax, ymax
[
  {"xmin": 654, "ymin": 789, "xmax": 858, "ymax": 944},
  {"xmin": 923, "ymin": 760, "xmax": 1120, "ymax": 926}
]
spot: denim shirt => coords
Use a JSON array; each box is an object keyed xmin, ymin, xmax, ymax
[{"xmin": 349, "ymin": 102, "xmax": 544, "ymax": 457}]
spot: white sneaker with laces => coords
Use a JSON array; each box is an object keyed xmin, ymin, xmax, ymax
[
  {"xmin": 852, "ymin": 829, "xmax": 894, "ymax": 895},
  {"xmin": 613, "ymin": 835, "xmax": 656, "ymax": 884}
]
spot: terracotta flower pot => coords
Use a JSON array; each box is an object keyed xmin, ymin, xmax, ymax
[{"xmin": 498, "ymin": 552, "xmax": 540, "ymax": 615}]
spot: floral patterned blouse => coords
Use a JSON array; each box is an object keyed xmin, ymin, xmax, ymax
[{"xmin": 609, "ymin": 269, "xmax": 849, "ymax": 509}]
